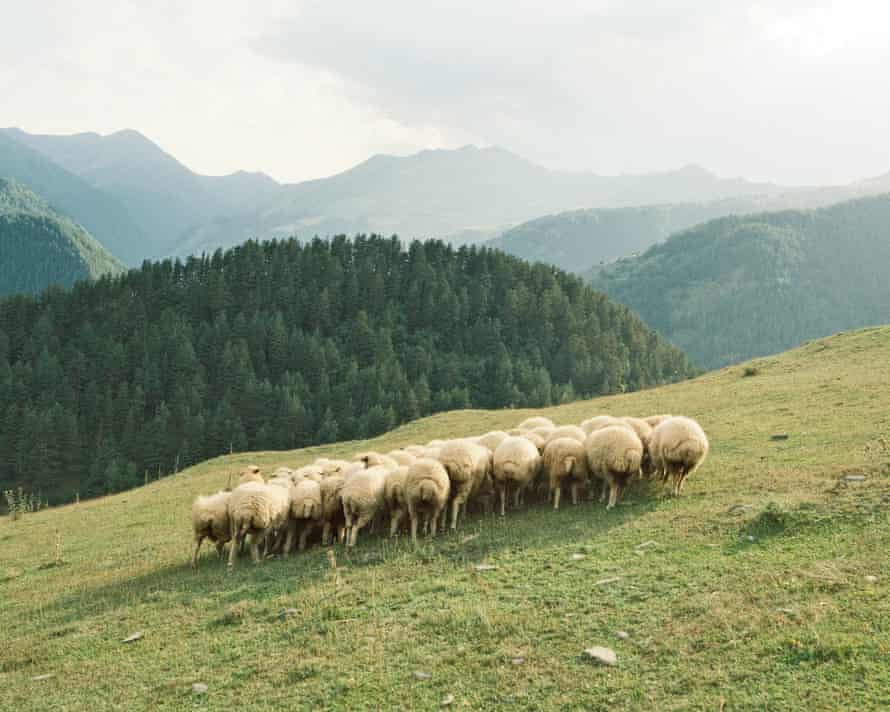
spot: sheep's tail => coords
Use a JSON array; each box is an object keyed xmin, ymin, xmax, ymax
[
  {"xmin": 667, "ymin": 438, "xmax": 707, "ymax": 468},
  {"xmin": 562, "ymin": 456, "xmax": 576, "ymax": 476},
  {"xmin": 419, "ymin": 480, "xmax": 436, "ymax": 503},
  {"xmin": 620, "ymin": 448, "xmax": 643, "ymax": 475}
]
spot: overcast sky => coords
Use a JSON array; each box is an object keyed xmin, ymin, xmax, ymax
[{"xmin": 1, "ymin": 0, "xmax": 888, "ymax": 185}]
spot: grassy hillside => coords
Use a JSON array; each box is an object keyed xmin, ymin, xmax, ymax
[
  {"xmin": 0, "ymin": 178, "xmax": 125, "ymax": 297},
  {"xmin": 591, "ymin": 194, "xmax": 890, "ymax": 369},
  {"xmin": 2, "ymin": 327, "xmax": 890, "ymax": 709}
]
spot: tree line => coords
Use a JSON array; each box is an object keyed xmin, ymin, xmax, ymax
[{"xmin": 0, "ymin": 235, "xmax": 693, "ymax": 502}]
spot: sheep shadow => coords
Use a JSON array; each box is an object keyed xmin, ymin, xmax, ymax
[{"xmin": 44, "ymin": 482, "xmax": 666, "ymax": 629}]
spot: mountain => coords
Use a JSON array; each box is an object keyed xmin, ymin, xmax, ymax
[
  {"xmin": 1, "ymin": 128, "xmax": 280, "ymax": 263},
  {"xmin": 0, "ymin": 234, "xmax": 692, "ymax": 501},
  {"xmin": 495, "ymin": 179, "xmax": 890, "ymax": 275},
  {"xmin": 590, "ymin": 194, "xmax": 890, "ymax": 369},
  {"xmin": 177, "ymin": 147, "xmax": 786, "ymax": 256},
  {"xmin": 0, "ymin": 178, "xmax": 124, "ymax": 297},
  {"xmin": 0, "ymin": 132, "xmax": 146, "ymax": 263}
]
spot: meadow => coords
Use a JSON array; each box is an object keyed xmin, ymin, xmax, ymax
[{"xmin": 2, "ymin": 327, "xmax": 889, "ymax": 710}]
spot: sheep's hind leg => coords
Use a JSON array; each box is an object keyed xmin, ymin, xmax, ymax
[
  {"xmin": 192, "ymin": 536, "xmax": 204, "ymax": 568},
  {"xmin": 553, "ymin": 484, "xmax": 562, "ymax": 510}
]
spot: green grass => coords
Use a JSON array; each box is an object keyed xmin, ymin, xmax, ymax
[{"xmin": 2, "ymin": 327, "xmax": 890, "ymax": 710}]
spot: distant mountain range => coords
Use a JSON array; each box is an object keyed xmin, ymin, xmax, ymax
[
  {"xmin": 0, "ymin": 178, "xmax": 124, "ymax": 297},
  {"xmin": 2, "ymin": 128, "xmax": 798, "ymax": 265},
  {"xmin": 590, "ymin": 193, "xmax": 890, "ymax": 369}
]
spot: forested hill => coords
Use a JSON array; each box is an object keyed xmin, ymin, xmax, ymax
[
  {"xmin": 590, "ymin": 194, "xmax": 890, "ymax": 369},
  {"xmin": 0, "ymin": 236, "xmax": 693, "ymax": 502},
  {"xmin": 0, "ymin": 178, "xmax": 125, "ymax": 297}
]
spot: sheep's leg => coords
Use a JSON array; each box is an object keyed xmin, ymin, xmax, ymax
[
  {"xmin": 607, "ymin": 481, "xmax": 618, "ymax": 510},
  {"xmin": 570, "ymin": 483, "xmax": 579, "ymax": 506},
  {"xmin": 250, "ymin": 533, "xmax": 262, "ymax": 564},
  {"xmin": 429, "ymin": 509, "xmax": 438, "ymax": 538},
  {"xmin": 215, "ymin": 541, "xmax": 226, "ymax": 559},
  {"xmin": 350, "ymin": 512, "xmax": 373, "ymax": 547},
  {"xmin": 408, "ymin": 501, "xmax": 419, "ymax": 544},
  {"xmin": 192, "ymin": 535, "xmax": 204, "ymax": 567},
  {"xmin": 283, "ymin": 520, "xmax": 297, "ymax": 558},
  {"xmin": 322, "ymin": 521, "xmax": 332, "ymax": 546},
  {"xmin": 599, "ymin": 480, "xmax": 608, "ymax": 504},
  {"xmin": 450, "ymin": 493, "xmax": 467, "ymax": 530},
  {"xmin": 513, "ymin": 486, "xmax": 521, "ymax": 509},
  {"xmin": 299, "ymin": 522, "xmax": 315, "ymax": 551},
  {"xmin": 499, "ymin": 485, "xmax": 507, "ymax": 517},
  {"xmin": 553, "ymin": 484, "xmax": 562, "ymax": 510},
  {"xmin": 390, "ymin": 508, "xmax": 406, "ymax": 537}
]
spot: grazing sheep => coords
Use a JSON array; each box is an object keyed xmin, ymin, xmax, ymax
[
  {"xmin": 649, "ymin": 416, "xmax": 709, "ymax": 496},
  {"xmin": 291, "ymin": 464, "xmax": 325, "ymax": 482},
  {"xmin": 353, "ymin": 451, "xmax": 399, "ymax": 470},
  {"xmin": 238, "ymin": 465, "xmax": 264, "ymax": 485},
  {"xmin": 316, "ymin": 459, "xmax": 355, "ymax": 478},
  {"xmin": 542, "ymin": 438, "xmax": 588, "ymax": 509},
  {"xmin": 477, "ymin": 430, "xmax": 510, "ymax": 453},
  {"xmin": 643, "ymin": 414, "xmax": 673, "ymax": 428},
  {"xmin": 579, "ymin": 415, "xmax": 630, "ymax": 435},
  {"xmin": 585, "ymin": 426, "xmax": 644, "ymax": 510},
  {"xmin": 341, "ymin": 466, "xmax": 388, "ymax": 547},
  {"xmin": 426, "ymin": 439, "xmax": 448, "ymax": 449},
  {"xmin": 620, "ymin": 417, "xmax": 655, "ymax": 476},
  {"xmin": 521, "ymin": 431, "xmax": 548, "ymax": 454},
  {"xmin": 403, "ymin": 445, "xmax": 428, "ymax": 457},
  {"xmin": 383, "ymin": 466, "xmax": 410, "ymax": 537},
  {"xmin": 227, "ymin": 482, "xmax": 291, "ymax": 567},
  {"xmin": 517, "ymin": 416, "xmax": 555, "ymax": 431},
  {"xmin": 405, "ymin": 459, "xmax": 451, "ymax": 543},
  {"xmin": 507, "ymin": 428, "xmax": 524, "ymax": 436},
  {"xmin": 492, "ymin": 437, "xmax": 542, "ymax": 516},
  {"xmin": 319, "ymin": 475, "xmax": 347, "ymax": 545},
  {"xmin": 191, "ymin": 491, "xmax": 232, "ymax": 566},
  {"xmin": 284, "ymin": 479, "xmax": 323, "ymax": 554},
  {"xmin": 387, "ymin": 450, "xmax": 417, "ymax": 467},
  {"xmin": 437, "ymin": 439, "xmax": 492, "ymax": 529},
  {"xmin": 545, "ymin": 425, "xmax": 587, "ymax": 444}
]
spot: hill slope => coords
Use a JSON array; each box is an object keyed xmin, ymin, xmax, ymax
[
  {"xmin": 0, "ymin": 132, "xmax": 145, "ymax": 262},
  {"xmin": 2, "ymin": 128, "xmax": 280, "ymax": 263},
  {"xmin": 0, "ymin": 235, "xmax": 691, "ymax": 501},
  {"xmin": 0, "ymin": 178, "xmax": 125, "ymax": 297},
  {"xmin": 495, "ymin": 177, "xmax": 890, "ymax": 275},
  {"xmin": 591, "ymin": 194, "xmax": 890, "ymax": 369},
  {"xmin": 2, "ymin": 326, "xmax": 889, "ymax": 710}
]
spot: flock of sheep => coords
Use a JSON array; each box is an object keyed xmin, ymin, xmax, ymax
[{"xmin": 191, "ymin": 414, "xmax": 709, "ymax": 568}]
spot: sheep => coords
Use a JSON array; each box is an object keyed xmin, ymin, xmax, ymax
[
  {"xmin": 477, "ymin": 430, "xmax": 510, "ymax": 453},
  {"xmin": 436, "ymin": 439, "xmax": 492, "ymax": 529},
  {"xmin": 341, "ymin": 465, "xmax": 388, "ymax": 547},
  {"xmin": 649, "ymin": 416, "xmax": 709, "ymax": 496},
  {"xmin": 316, "ymin": 459, "xmax": 355, "ymax": 478},
  {"xmin": 387, "ymin": 450, "xmax": 417, "ymax": 467},
  {"xmin": 238, "ymin": 464, "xmax": 264, "ymax": 485},
  {"xmin": 291, "ymin": 464, "xmax": 325, "ymax": 482},
  {"xmin": 643, "ymin": 414, "xmax": 673, "ymax": 428},
  {"xmin": 405, "ymin": 459, "xmax": 451, "ymax": 543},
  {"xmin": 579, "ymin": 415, "xmax": 634, "ymax": 435},
  {"xmin": 227, "ymin": 482, "xmax": 291, "ymax": 567},
  {"xmin": 284, "ymin": 479, "xmax": 323, "ymax": 554},
  {"xmin": 492, "ymin": 437, "xmax": 542, "ymax": 516},
  {"xmin": 542, "ymin": 437, "xmax": 588, "ymax": 509},
  {"xmin": 426, "ymin": 439, "xmax": 448, "ymax": 448},
  {"xmin": 585, "ymin": 426, "xmax": 644, "ymax": 510},
  {"xmin": 545, "ymin": 425, "xmax": 586, "ymax": 444},
  {"xmin": 403, "ymin": 445, "xmax": 428, "ymax": 457},
  {"xmin": 191, "ymin": 491, "xmax": 232, "ymax": 566},
  {"xmin": 353, "ymin": 451, "xmax": 399, "ymax": 470},
  {"xmin": 383, "ymin": 466, "xmax": 410, "ymax": 537},
  {"xmin": 517, "ymin": 416, "xmax": 555, "ymax": 431},
  {"xmin": 521, "ymin": 431, "xmax": 548, "ymax": 454},
  {"xmin": 620, "ymin": 417, "xmax": 655, "ymax": 476},
  {"xmin": 319, "ymin": 475, "xmax": 347, "ymax": 545}
]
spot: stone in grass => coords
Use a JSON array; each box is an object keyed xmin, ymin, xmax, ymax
[
  {"xmin": 31, "ymin": 674, "xmax": 55, "ymax": 681},
  {"xmin": 413, "ymin": 671, "xmax": 431, "ymax": 680},
  {"xmin": 584, "ymin": 647, "xmax": 617, "ymax": 666},
  {"xmin": 442, "ymin": 694, "xmax": 455, "ymax": 706},
  {"xmin": 865, "ymin": 575, "xmax": 878, "ymax": 584},
  {"xmin": 474, "ymin": 564, "xmax": 498, "ymax": 571},
  {"xmin": 122, "ymin": 631, "xmax": 143, "ymax": 644},
  {"xmin": 844, "ymin": 474, "xmax": 866, "ymax": 482},
  {"xmin": 571, "ymin": 553, "xmax": 586, "ymax": 561},
  {"xmin": 770, "ymin": 434, "xmax": 789, "ymax": 441},
  {"xmin": 615, "ymin": 631, "xmax": 630, "ymax": 640},
  {"xmin": 511, "ymin": 656, "xmax": 525, "ymax": 665},
  {"xmin": 191, "ymin": 683, "xmax": 208, "ymax": 695}
]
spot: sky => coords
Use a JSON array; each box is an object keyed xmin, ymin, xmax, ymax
[{"xmin": 1, "ymin": 0, "xmax": 889, "ymax": 185}]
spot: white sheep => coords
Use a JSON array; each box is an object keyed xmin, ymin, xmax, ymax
[
  {"xmin": 649, "ymin": 416, "xmax": 709, "ymax": 496},
  {"xmin": 284, "ymin": 479, "xmax": 323, "ymax": 554},
  {"xmin": 319, "ymin": 475, "xmax": 347, "ymax": 545},
  {"xmin": 492, "ymin": 436, "xmax": 542, "ymax": 516},
  {"xmin": 227, "ymin": 482, "xmax": 291, "ymax": 567},
  {"xmin": 238, "ymin": 464, "xmax": 264, "ymax": 485},
  {"xmin": 620, "ymin": 417, "xmax": 655, "ymax": 476},
  {"xmin": 517, "ymin": 416, "xmax": 555, "ymax": 431},
  {"xmin": 341, "ymin": 465, "xmax": 388, "ymax": 547},
  {"xmin": 585, "ymin": 426, "xmax": 644, "ymax": 510},
  {"xmin": 386, "ymin": 450, "xmax": 417, "ymax": 466},
  {"xmin": 643, "ymin": 414, "xmax": 673, "ymax": 428},
  {"xmin": 542, "ymin": 437, "xmax": 588, "ymax": 509},
  {"xmin": 353, "ymin": 451, "xmax": 399, "ymax": 470},
  {"xmin": 405, "ymin": 458, "xmax": 451, "ymax": 543},
  {"xmin": 545, "ymin": 425, "xmax": 587, "ymax": 444},
  {"xmin": 191, "ymin": 491, "xmax": 232, "ymax": 566},
  {"xmin": 383, "ymin": 466, "xmax": 410, "ymax": 536},
  {"xmin": 579, "ymin": 415, "xmax": 630, "ymax": 435},
  {"xmin": 477, "ymin": 430, "xmax": 510, "ymax": 453},
  {"xmin": 402, "ymin": 445, "xmax": 428, "ymax": 457},
  {"xmin": 436, "ymin": 439, "xmax": 492, "ymax": 529},
  {"xmin": 520, "ymin": 431, "xmax": 548, "ymax": 454}
]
